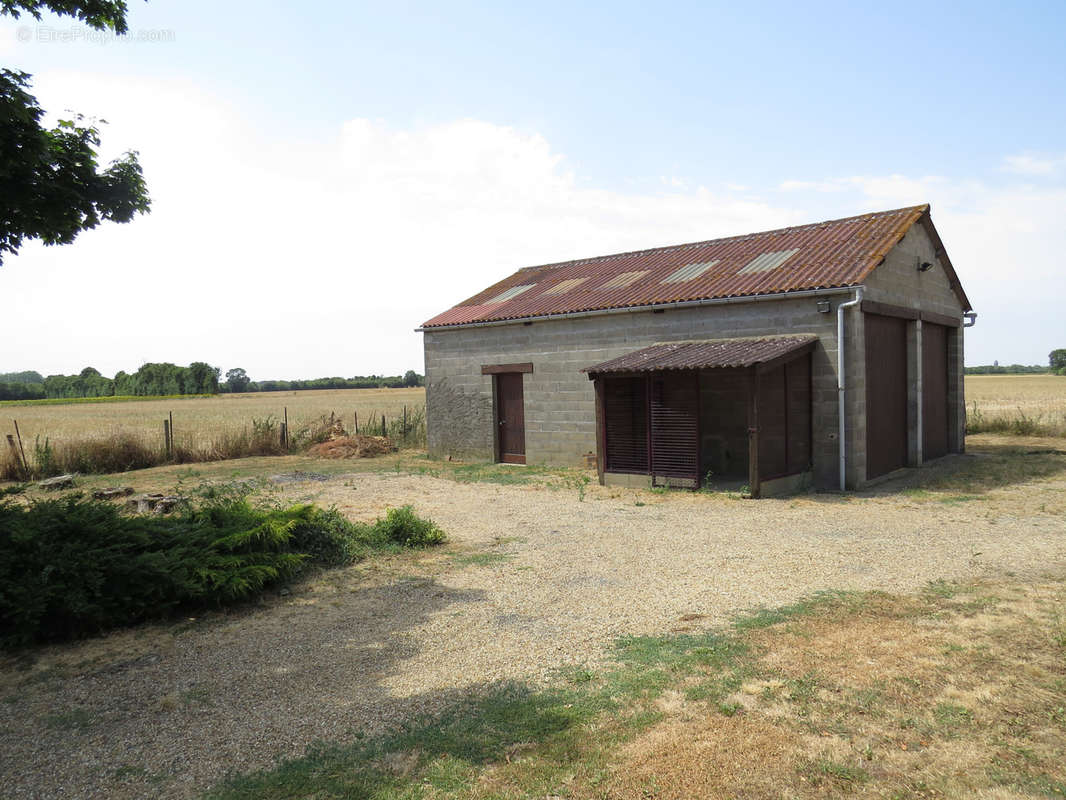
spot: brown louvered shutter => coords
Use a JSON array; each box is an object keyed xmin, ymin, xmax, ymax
[
  {"xmin": 604, "ymin": 377, "xmax": 649, "ymax": 473},
  {"xmin": 650, "ymin": 373, "xmax": 699, "ymax": 487}
]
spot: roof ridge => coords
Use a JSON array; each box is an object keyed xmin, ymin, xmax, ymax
[{"xmin": 518, "ymin": 204, "xmax": 929, "ymax": 274}]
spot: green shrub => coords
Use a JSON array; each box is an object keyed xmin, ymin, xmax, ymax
[
  {"xmin": 374, "ymin": 505, "xmax": 446, "ymax": 547},
  {"xmin": 0, "ymin": 496, "xmax": 445, "ymax": 648},
  {"xmin": 290, "ymin": 507, "xmax": 380, "ymax": 566}
]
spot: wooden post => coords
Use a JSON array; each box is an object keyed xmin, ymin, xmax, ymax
[
  {"xmin": 747, "ymin": 368, "xmax": 761, "ymax": 499},
  {"xmin": 354, "ymin": 411, "xmax": 358, "ymax": 436},
  {"xmin": 13, "ymin": 420, "xmax": 27, "ymax": 475},
  {"xmin": 381, "ymin": 413, "xmax": 386, "ymax": 437},
  {"xmin": 164, "ymin": 419, "xmax": 172, "ymax": 459},
  {"xmin": 594, "ymin": 377, "xmax": 606, "ymax": 485},
  {"xmin": 7, "ymin": 434, "xmax": 27, "ymax": 479},
  {"xmin": 169, "ymin": 411, "xmax": 174, "ymax": 453}
]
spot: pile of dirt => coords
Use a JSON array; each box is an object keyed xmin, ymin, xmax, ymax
[{"xmin": 307, "ymin": 435, "xmax": 395, "ymax": 459}]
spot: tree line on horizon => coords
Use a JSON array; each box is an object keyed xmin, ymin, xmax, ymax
[{"xmin": 0, "ymin": 365, "xmax": 424, "ymax": 402}]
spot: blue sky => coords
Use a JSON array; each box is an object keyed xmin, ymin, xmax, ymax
[{"xmin": 2, "ymin": 0, "xmax": 1065, "ymax": 377}]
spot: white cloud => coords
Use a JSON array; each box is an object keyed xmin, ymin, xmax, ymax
[
  {"xmin": 0, "ymin": 73, "xmax": 802, "ymax": 379},
  {"xmin": 1002, "ymin": 153, "xmax": 1066, "ymax": 176},
  {"xmin": 2, "ymin": 70, "xmax": 1064, "ymax": 378}
]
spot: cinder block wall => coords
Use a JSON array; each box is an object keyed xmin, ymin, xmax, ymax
[
  {"xmin": 424, "ymin": 293, "xmax": 864, "ymax": 488},
  {"xmin": 864, "ymin": 223, "xmax": 967, "ymax": 466}
]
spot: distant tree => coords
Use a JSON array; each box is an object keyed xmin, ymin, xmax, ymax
[
  {"xmin": 225, "ymin": 368, "xmax": 250, "ymax": 393},
  {"xmin": 0, "ymin": 2, "xmax": 150, "ymax": 266},
  {"xmin": 186, "ymin": 361, "xmax": 220, "ymax": 394},
  {"xmin": 402, "ymin": 370, "xmax": 419, "ymax": 387},
  {"xmin": 1051, "ymin": 349, "xmax": 1066, "ymax": 372},
  {"xmin": 0, "ymin": 370, "xmax": 45, "ymax": 384}
]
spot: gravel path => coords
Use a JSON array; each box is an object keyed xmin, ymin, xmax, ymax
[{"xmin": 3, "ymin": 461, "xmax": 1066, "ymax": 798}]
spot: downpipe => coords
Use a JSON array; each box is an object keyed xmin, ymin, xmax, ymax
[{"xmin": 837, "ymin": 287, "xmax": 864, "ymax": 491}]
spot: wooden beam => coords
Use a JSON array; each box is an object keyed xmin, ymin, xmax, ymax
[
  {"xmin": 754, "ymin": 340, "xmax": 817, "ymax": 375},
  {"xmin": 860, "ymin": 299, "xmax": 919, "ymax": 320},
  {"xmin": 919, "ymin": 309, "xmax": 962, "ymax": 328},
  {"xmin": 594, "ymin": 378, "xmax": 606, "ymax": 485},
  {"xmin": 747, "ymin": 367, "xmax": 761, "ymax": 499},
  {"xmin": 481, "ymin": 362, "xmax": 534, "ymax": 375}
]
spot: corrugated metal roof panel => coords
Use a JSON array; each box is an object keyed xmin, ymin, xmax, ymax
[
  {"xmin": 422, "ymin": 204, "xmax": 969, "ymax": 327},
  {"xmin": 541, "ymin": 277, "xmax": 589, "ymax": 295},
  {"xmin": 583, "ymin": 335, "xmax": 818, "ymax": 374},
  {"xmin": 662, "ymin": 260, "xmax": 719, "ymax": 283},
  {"xmin": 486, "ymin": 284, "xmax": 536, "ymax": 303},
  {"xmin": 598, "ymin": 270, "xmax": 650, "ymax": 289},
  {"xmin": 736, "ymin": 248, "xmax": 800, "ymax": 275}
]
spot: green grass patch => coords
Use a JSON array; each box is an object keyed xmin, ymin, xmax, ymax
[
  {"xmin": 42, "ymin": 707, "xmax": 93, "ymax": 731},
  {"xmin": 449, "ymin": 552, "xmax": 512, "ymax": 568}
]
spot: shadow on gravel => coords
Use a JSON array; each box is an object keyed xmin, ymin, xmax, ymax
[
  {"xmin": 0, "ymin": 577, "xmax": 489, "ymax": 800},
  {"xmin": 804, "ymin": 439, "xmax": 1066, "ymax": 504}
]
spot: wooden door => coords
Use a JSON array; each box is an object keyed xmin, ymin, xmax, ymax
[
  {"xmin": 865, "ymin": 313, "xmax": 908, "ymax": 479},
  {"xmin": 496, "ymin": 372, "xmax": 526, "ymax": 464},
  {"xmin": 604, "ymin": 376, "xmax": 649, "ymax": 473},
  {"xmin": 922, "ymin": 323, "xmax": 949, "ymax": 461},
  {"xmin": 649, "ymin": 372, "xmax": 700, "ymax": 487}
]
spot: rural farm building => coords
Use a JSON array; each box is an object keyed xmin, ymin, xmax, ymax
[{"xmin": 419, "ymin": 205, "xmax": 974, "ymax": 495}]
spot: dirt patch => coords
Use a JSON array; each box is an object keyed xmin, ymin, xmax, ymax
[{"xmin": 307, "ymin": 434, "xmax": 394, "ymax": 459}]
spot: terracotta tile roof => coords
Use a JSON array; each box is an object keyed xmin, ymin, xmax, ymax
[
  {"xmin": 421, "ymin": 204, "xmax": 970, "ymax": 328},
  {"xmin": 583, "ymin": 335, "xmax": 818, "ymax": 375}
]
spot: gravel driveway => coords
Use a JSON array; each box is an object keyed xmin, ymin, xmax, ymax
[{"xmin": 3, "ymin": 458, "xmax": 1065, "ymax": 798}]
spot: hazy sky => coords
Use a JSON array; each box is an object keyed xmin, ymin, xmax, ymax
[{"xmin": 1, "ymin": 1, "xmax": 1064, "ymax": 379}]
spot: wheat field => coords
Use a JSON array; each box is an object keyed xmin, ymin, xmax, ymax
[
  {"xmin": 965, "ymin": 374, "xmax": 1066, "ymax": 436},
  {"xmin": 3, "ymin": 376, "xmax": 1063, "ymax": 452},
  {"xmin": 2, "ymin": 388, "xmax": 426, "ymax": 450}
]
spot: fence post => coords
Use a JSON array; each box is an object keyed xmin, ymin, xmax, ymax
[
  {"xmin": 164, "ymin": 419, "xmax": 172, "ymax": 459},
  {"xmin": 382, "ymin": 413, "xmax": 386, "ymax": 437},
  {"xmin": 6, "ymin": 433, "xmax": 27, "ymax": 479},
  {"xmin": 13, "ymin": 420, "xmax": 27, "ymax": 475},
  {"xmin": 354, "ymin": 411, "xmax": 358, "ymax": 436}
]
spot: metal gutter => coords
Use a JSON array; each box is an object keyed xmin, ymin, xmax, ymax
[
  {"xmin": 836, "ymin": 287, "xmax": 864, "ymax": 491},
  {"xmin": 415, "ymin": 286, "xmax": 857, "ymax": 332}
]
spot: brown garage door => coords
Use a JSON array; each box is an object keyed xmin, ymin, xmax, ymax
[
  {"xmin": 922, "ymin": 323, "xmax": 949, "ymax": 461},
  {"xmin": 495, "ymin": 372, "xmax": 526, "ymax": 464},
  {"xmin": 865, "ymin": 313, "xmax": 908, "ymax": 479}
]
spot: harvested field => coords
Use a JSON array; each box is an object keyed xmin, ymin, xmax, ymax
[
  {"xmin": 1, "ymin": 387, "xmax": 425, "ymax": 450},
  {"xmin": 1, "ymin": 435, "xmax": 1065, "ymax": 798},
  {"xmin": 967, "ymin": 374, "xmax": 1066, "ymax": 436}
]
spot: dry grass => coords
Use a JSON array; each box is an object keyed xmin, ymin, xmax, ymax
[
  {"xmin": 0, "ymin": 388, "xmax": 425, "ymax": 478},
  {"xmin": 599, "ymin": 579, "xmax": 1066, "ymax": 799},
  {"xmin": 1, "ymin": 387, "xmax": 425, "ymax": 450},
  {"xmin": 967, "ymin": 374, "xmax": 1066, "ymax": 436}
]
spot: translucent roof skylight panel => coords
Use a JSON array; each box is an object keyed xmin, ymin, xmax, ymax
[
  {"xmin": 598, "ymin": 270, "xmax": 649, "ymax": 290},
  {"xmin": 736, "ymin": 249, "xmax": 800, "ymax": 275},
  {"xmin": 661, "ymin": 260, "xmax": 719, "ymax": 284},
  {"xmin": 541, "ymin": 277, "xmax": 589, "ymax": 295},
  {"xmin": 487, "ymin": 284, "xmax": 536, "ymax": 303}
]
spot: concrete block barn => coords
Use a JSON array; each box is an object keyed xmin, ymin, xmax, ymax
[{"xmin": 419, "ymin": 205, "xmax": 974, "ymax": 495}]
